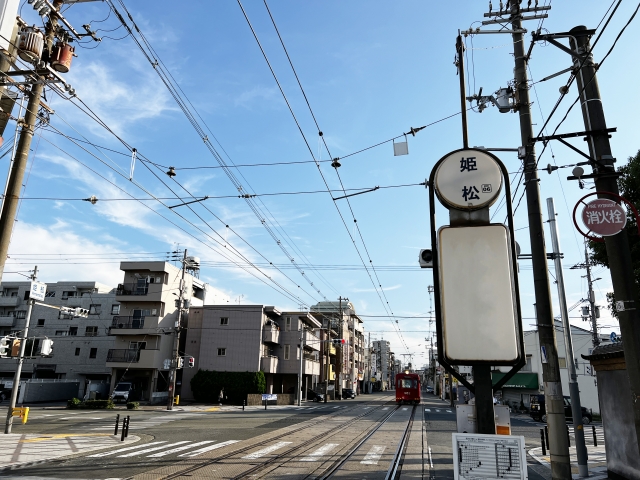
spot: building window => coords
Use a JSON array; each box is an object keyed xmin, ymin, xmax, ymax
[
  {"xmin": 68, "ymin": 327, "xmax": 78, "ymax": 336},
  {"xmin": 220, "ymin": 317, "xmax": 229, "ymax": 325},
  {"xmin": 111, "ymin": 304, "xmax": 120, "ymax": 315},
  {"xmin": 284, "ymin": 344, "xmax": 290, "ymax": 360},
  {"xmin": 55, "ymin": 330, "xmax": 67, "ymax": 336},
  {"xmin": 15, "ymin": 310, "xmax": 26, "ymax": 319},
  {"xmin": 37, "ymin": 319, "xmax": 45, "ymax": 327},
  {"xmin": 24, "ymin": 291, "xmax": 30, "ymax": 300},
  {"xmin": 285, "ymin": 317, "xmax": 291, "ymax": 331},
  {"xmin": 85, "ymin": 326, "xmax": 98, "ymax": 337},
  {"xmin": 217, "ymin": 348, "xmax": 226, "ymax": 356},
  {"xmin": 89, "ymin": 304, "xmax": 101, "ymax": 315},
  {"xmin": 62, "ymin": 291, "xmax": 75, "ymax": 299},
  {"xmin": 75, "ymin": 348, "xmax": 80, "ymax": 356},
  {"xmin": 558, "ymin": 357, "xmax": 567, "ymax": 369},
  {"xmin": 45, "ymin": 291, "xmax": 55, "ymax": 298},
  {"xmin": 89, "ymin": 348, "xmax": 97, "ymax": 359},
  {"xmin": 129, "ymin": 341, "xmax": 146, "ymax": 350}
]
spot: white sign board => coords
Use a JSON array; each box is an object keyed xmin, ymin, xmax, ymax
[
  {"xmin": 30, "ymin": 281, "xmax": 47, "ymax": 302},
  {"xmin": 262, "ymin": 394, "xmax": 277, "ymax": 401},
  {"xmin": 439, "ymin": 225, "xmax": 518, "ymax": 363},
  {"xmin": 0, "ymin": 0, "xmax": 20, "ymax": 52},
  {"xmin": 452, "ymin": 433, "xmax": 527, "ymax": 480},
  {"xmin": 434, "ymin": 149, "xmax": 503, "ymax": 210}
]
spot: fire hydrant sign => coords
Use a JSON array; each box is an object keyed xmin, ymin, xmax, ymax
[
  {"xmin": 581, "ymin": 199, "xmax": 627, "ymax": 236},
  {"xmin": 434, "ymin": 149, "xmax": 503, "ymax": 210}
]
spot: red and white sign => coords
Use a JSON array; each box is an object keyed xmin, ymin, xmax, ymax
[{"xmin": 581, "ymin": 199, "xmax": 627, "ymax": 236}]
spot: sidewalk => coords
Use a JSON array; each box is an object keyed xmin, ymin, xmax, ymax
[{"xmin": 0, "ymin": 433, "xmax": 140, "ymax": 471}]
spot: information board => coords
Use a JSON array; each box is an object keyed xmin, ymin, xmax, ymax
[{"xmin": 452, "ymin": 433, "xmax": 527, "ymax": 480}]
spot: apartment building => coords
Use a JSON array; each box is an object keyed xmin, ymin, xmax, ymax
[
  {"xmin": 372, "ymin": 340, "xmax": 394, "ymax": 390},
  {"xmin": 107, "ymin": 261, "xmax": 208, "ymax": 403},
  {"xmin": 0, "ymin": 281, "xmax": 117, "ymax": 399},
  {"xmin": 181, "ymin": 305, "xmax": 322, "ymax": 400}
]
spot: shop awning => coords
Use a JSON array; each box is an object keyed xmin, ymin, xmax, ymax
[{"xmin": 492, "ymin": 372, "xmax": 539, "ymax": 390}]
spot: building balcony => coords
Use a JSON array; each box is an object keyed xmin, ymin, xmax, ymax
[
  {"xmin": 111, "ymin": 316, "xmax": 145, "ymax": 330},
  {"xmin": 304, "ymin": 359, "xmax": 320, "ymax": 376},
  {"xmin": 303, "ymin": 331, "xmax": 320, "ymax": 351},
  {"xmin": 262, "ymin": 328, "xmax": 280, "ymax": 344},
  {"xmin": 116, "ymin": 283, "xmax": 149, "ymax": 296},
  {"xmin": 261, "ymin": 355, "xmax": 279, "ymax": 374},
  {"xmin": 106, "ymin": 348, "xmax": 159, "ymax": 368},
  {"xmin": 0, "ymin": 315, "xmax": 15, "ymax": 327},
  {"xmin": 0, "ymin": 296, "xmax": 20, "ymax": 307}
]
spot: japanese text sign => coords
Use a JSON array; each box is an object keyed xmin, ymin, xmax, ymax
[
  {"xmin": 29, "ymin": 281, "xmax": 47, "ymax": 302},
  {"xmin": 434, "ymin": 149, "xmax": 503, "ymax": 210},
  {"xmin": 581, "ymin": 199, "xmax": 626, "ymax": 236}
]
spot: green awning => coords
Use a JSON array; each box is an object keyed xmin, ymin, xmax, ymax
[{"xmin": 492, "ymin": 372, "xmax": 539, "ymax": 390}]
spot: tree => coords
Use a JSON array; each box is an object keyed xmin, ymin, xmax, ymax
[{"xmin": 589, "ymin": 149, "xmax": 640, "ymax": 315}]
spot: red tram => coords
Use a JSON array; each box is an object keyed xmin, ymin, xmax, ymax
[{"xmin": 395, "ymin": 372, "xmax": 421, "ymax": 404}]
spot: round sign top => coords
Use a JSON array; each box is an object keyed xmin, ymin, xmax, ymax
[
  {"xmin": 434, "ymin": 149, "xmax": 503, "ymax": 210},
  {"xmin": 581, "ymin": 198, "xmax": 627, "ymax": 237}
]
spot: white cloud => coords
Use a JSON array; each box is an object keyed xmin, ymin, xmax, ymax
[{"xmin": 353, "ymin": 284, "xmax": 402, "ymax": 293}]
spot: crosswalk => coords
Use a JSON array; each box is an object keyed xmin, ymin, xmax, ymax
[
  {"xmin": 568, "ymin": 426, "xmax": 605, "ymax": 445},
  {"xmin": 87, "ymin": 439, "xmax": 241, "ymax": 459},
  {"xmin": 361, "ymin": 445, "xmax": 386, "ymax": 465},
  {"xmin": 424, "ymin": 408, "xmax": 453, "ymax": 413}
]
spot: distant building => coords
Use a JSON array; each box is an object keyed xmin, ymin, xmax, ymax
[
  {"xmin": 181, "ymin": 305, "xmax": 322, "ymax": 400},
  {"xmin": 107, "ymin": 261, "xmax": 209, "ymax": 403},
  {"xmin": 372, "ymin": 340, "xmax": 394, "ymax": 390},
  {"xmin": 0, "ymin": 281, "xmax": 117, "ymax": 399}
]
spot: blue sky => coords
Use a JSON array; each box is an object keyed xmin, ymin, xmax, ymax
[{"xmin": 4, "ymin": 0, "xmax": 638, "ymax": 366}]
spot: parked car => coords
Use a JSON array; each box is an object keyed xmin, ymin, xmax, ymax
[
  {"xmin": 425, "ymin": 386, "xmax": 434, "ymax": 394},
  {"xmin": 306, "ymin": 390, "xmax": 325, "ymax": 402},
  {"xmin": 341, "ymin": 388, "xmax": 356, "ymax": 399},
  {"xmin": 530, "ymin": 394, "xmax": 593, "ymax": 424},
  {"xmin": 111, "ymin": 382, "xmax": 136, "ymax": 403}
]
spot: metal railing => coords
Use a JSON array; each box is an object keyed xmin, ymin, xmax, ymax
[
  {"xmin": 106, "ymin": 349, "xmax": 140, "ymax": 363},
  {"xmin": 116, "ymin": 283, "xmax": 148, "ymax": 296},
  {"xmin": 111, "ymin": 316, "xmax": 145, "ymax": 329}
]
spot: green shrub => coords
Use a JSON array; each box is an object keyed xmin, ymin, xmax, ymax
[
  {"xmin": 126, "ymin": 402, "xmax": 139, "ymax": 410},
  {"xmin": 190, "ymin": 370, "xmax": 266, "ymax": 404},
  {"xmin": 83, "ymin": 399, "xmax": 115, "ymax": 409},
  {"xmin": 67, "ymin": 397, "xmax": 81, "ymax": 409}
]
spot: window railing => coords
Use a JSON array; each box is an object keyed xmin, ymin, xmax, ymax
[
  {"xmin": 111, "ymin": 316, "xmax": 145, "ymax": 329},
  {"xmin": 116, "ymin": 283, "xmax": 149, "ymax": 296},
  {"xmin": 106, "ymin": 349, "xmax": 140, "ymax": 363}
]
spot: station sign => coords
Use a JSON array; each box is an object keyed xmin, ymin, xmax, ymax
[{"xmin": 29, "ymin": 281, "xmax": 47, "ymax": 302}]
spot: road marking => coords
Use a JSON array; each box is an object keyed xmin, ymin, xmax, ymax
[
  {"xmin": 179, "ymin": 440, "xmax": 240, "ymax": 457},
  {"xmin": 361, "ymin": 445, "xmax": 386, "ymax": 465},
  {"xmin": 300, "ymin": 443, "xmax": 339, "ymax": 462},
  {"xmin": 446, "ymin": 409, "xmax": 452, "ymax": 413},
  {"xmin": 118, "ymin": 441, "xmax": 190, "ymax": 457},
  {"xmin": 87, "ymin": 441, "xmax": 167, "ymax": 457},
  {"xmin": 147, "ymin": 441, "xmax": 216, "ymax": 458},
  {"xmin": 402, "ymin": 407, "xmax": 408, "ymax": 411},
  {"xmin": 364, "ymin": 407, "xmax": 370, "ymax": 409},
  {"xmin": 428, "ymin": 446, "xmax": 434, "ymax": 468},
  {"xmin": 242, "ymin": 441, "xmax": 292, "ymax": 459},
  {"xmin": 382, "ymin": 407, "xmax": 389, "ymax": 410},
  {"xmin": 425, "ymin": 409, "xmax": 431, "ymax": 412},
  {"xmin": 333, "ymin": 406, "xmax": 340, "ymax": 409},
  {"xmin": 435, "ymin": 409, "xmax": 441, "ymax": 412}
]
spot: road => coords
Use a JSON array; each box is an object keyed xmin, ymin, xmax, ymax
[{"xmin": 0, "ymin": 391, "xmax": 605, "ymax": 479}]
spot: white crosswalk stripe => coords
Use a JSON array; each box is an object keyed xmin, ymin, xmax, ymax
[
  {"xmin": 178, "ymin": 440, "xmax": 240, "ymax": 457},
  {"xmin": 242, "ymin": 441, "xmax": 292, "ymax": 459},
  {"xmin": 446, "ymin": 409, "xmax": 452, "ymax": 413},
  {"xmin": 425, "ymin": 408, "xmax": 431, "ymax": 412},
  {"xmin": 300, "ymin": 443, "xmax": 339, "ymax": 462},
  {"xmin": 361, "ymin": 445, "xmax": 386, "ymax": 465},
  {"xmin": 118, "ymin": 441, "xmax": 191, "ymax": 457},
  {"xmin": 382, "ymin": 407, "xmax": 389, "ymax": 410},
  {"xmin": 147, "ymin": 441, "xmax": 216, "ymax": 458},
  {"xmin": 435, "ymin": 409, "xmax": 441, "ymax": 412},
  {"xmin": 87, "ymin": 441, "xmax": 168, "ymax": 458}
]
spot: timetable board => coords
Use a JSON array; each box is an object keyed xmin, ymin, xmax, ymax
[{"xmin": 452, "ymin": 433, "xmax": 527, "ymax": 480}]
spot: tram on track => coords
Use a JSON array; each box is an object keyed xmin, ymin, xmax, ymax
[{"xmin": 395, "ymin": 372, "xmax": 421, "ymax": 404}]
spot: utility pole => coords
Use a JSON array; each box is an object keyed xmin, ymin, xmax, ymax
[
  {"xmin": 0, "ymin": 1, "xmax": 61, "ymax": 284},
  {"xmin": 547, "ymin": 197, "xmax": 589, "ymax": 477},
  {"xmin": 583, "ymin": 246, "xmax": 600, "ymax": 347},
  {"xmin": 167, "ymin": 249, "xmax": 187, "ymax": 410},
  {"xmin": 336, "ymin": 297, "xmax": 347, "ymax": 400},
  {"xmin": 456, "ymin": 33, "xmax": 469, "ymax": 148},
  {"xmin": 4, "ymin": 265, "xmax": 36, "ymax": 434},
  {"xmin": 351, "ymin": 312, "xmax": 356, "ymax": 394},
  {"xmin": 570, "ymin": 26, "xmax": 640, "ymax": 450},
  {"xmin": 297, "ymin": 327, "xmax": 304, "ymax": 406},
  {"xmin": 510, "ymin": 4, "xmax": 571, "ymax": 477},
  {"xmin": 324, "ymin": 321, "xmax": 329, "ymax": 402}
]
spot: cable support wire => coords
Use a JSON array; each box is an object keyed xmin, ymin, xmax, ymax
[{"xmin": 248, "ymin": 0, "xmax": 410, "ymax": 352}]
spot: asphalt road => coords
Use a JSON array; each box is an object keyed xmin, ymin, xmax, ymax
[{"xmin": 0, "ymin": 392, "xmax": 578, "ymax": 479}]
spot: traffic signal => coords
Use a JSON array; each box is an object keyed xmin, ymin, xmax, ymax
[
  {"xmin": 40, "ymin": 338, "xmax": 53, "ymax": 356},
  {"xmin": 178, "ymin": 357, "xmax": 184, "ymax": 369},
  {"xmin": 10, "ymin": 339, "xmax": 21, "ymax": 357},
  {"xmin": 0, "ymin": 336, "xmax": 10, "ymax": 357},
  {"xmin": 74, "ymin": 308, "xmax": 89, "ymax": 318},
  {"xmin": 419, "ymin": 249, "xmax": 433, "ymax": 268},
  {"xmin": 332, "ymin": 339, "xmax": 346, "ymax": 345},
  {"xmin": 188, "ymin": 357, "xmax": 195, "ymax": 368}
]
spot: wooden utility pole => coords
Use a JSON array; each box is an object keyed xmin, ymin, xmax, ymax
[
  {"xmin": 0, "ymin": 1, "xmax": 62, "ymax": 284},
  {"xmin": 570, "ymin": 25, "xmax": 640, "ymax": 453}
]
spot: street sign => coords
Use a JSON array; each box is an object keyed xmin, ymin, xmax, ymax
[
  {"xmin": 610, "ymin": 332, "xmax": 617, "ymax": 343},
  {"xmin": 29, "ymin": 281, "xmax": 46, "ymax": 302},
  {"xmin": 434, "ymin": 149, "xmax": 502, "ymax": 210},
  {"xmin": 262, "ymin": 394, "xmax": 277, "ymax": 401},
  {"xmin": 581, "ymin": 198, "xmax": 626, "ymax": 236}
]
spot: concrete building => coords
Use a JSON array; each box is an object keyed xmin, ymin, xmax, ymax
[
  {"xmin": 181, "ymin": 305, "xmax": 322, "ymax": 400},
  {"xmin": 0, "ymin": 281, "xmax": 117, "ymax": 399},
  {"xmin": 495, "ymin": 321, "xmax": 610, "ymax": 413},
  {"xmin": 107, "ymin": 261, "xmax": 208, "ymax": 403},
  {"xmin": 372, "ymin": 340, "xmax": 394, "ymax": 390}
]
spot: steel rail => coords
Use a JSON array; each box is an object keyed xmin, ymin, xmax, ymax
[
  {"xmin": 155, "ymin": 396, "xmax": 395, "ymax": 480},
  {"xmin": 385, "ymin": 404, "xmax": 416, "ymax": 480}
]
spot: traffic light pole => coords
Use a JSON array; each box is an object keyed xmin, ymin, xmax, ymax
[
  {"xmin": 167, "ymin": 249, "xmax": 187, "ymax": 411},
  {"xmin": 4, "ymin": 266, "xmax": 37, "ymax": 434}
]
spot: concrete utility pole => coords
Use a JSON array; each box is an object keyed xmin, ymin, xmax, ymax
[
  {"xmin": 510, "ymin": 4, "xmax": 571, "ymax": 477},
  {"xmin": 547, "ymin": 198, "xmax": 589, "ymax": 477},
  {"xmin": 0, "ymin": 1, "xmax": 61, "ymax": 284},
  {"xmin": 569, "ymin": 25, "xmax": 640, "ymax": 451},
  {"xmin": 583, "ymin": 246, "xmax": 600, "ymax": 347},
  {"xmin": 167, "ymin": 249, "xmax": 187, "ymax": 410},
  {"xmin": 336, "ymin": 297, "xmax": 347, "ymax": 399},
  {"xmin": 297, "ymin": 327, "xmax": 304, "ymax": 406},
  {"xmin": 456, "ymin": 33, "xmax": 469, "ymax": 148},
  {"xmin": 5, "ymin": 266, "xmax": 36, "ymax": 434},
  {"xmin": 324, "ymin": 322, "xmax": 329, "ymax": 402}
]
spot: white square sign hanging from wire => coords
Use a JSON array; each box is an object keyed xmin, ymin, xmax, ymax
[{"xmin": 393, "ymin": 135, "xmax": 409, "ymax": 156}]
